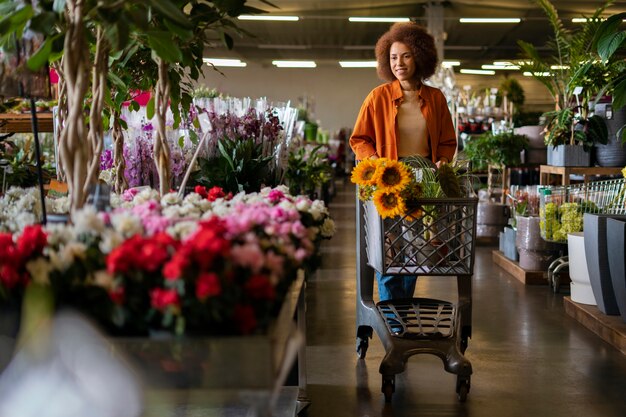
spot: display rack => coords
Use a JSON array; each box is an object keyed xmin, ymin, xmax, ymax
[
  {"xmin": 539, "ymin": 165, "xmax": 624, "ymax": 185},
  {"xmin": 0, "ymin": 112, "xmax": 54, "ymax": 133}
]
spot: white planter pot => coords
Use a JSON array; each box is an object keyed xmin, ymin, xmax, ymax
[{"xmin": 568, "ymin": 232, "xmax": 596, "ymax": 305}]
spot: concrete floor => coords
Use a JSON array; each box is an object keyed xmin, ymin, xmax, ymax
[{"xmin": 303, "ymin": 181, "xmax": 626, "ymax": 417}]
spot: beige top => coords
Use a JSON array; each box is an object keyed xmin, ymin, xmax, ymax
[{"xmin": 396, "ymin": 89, "xmax": 429, "ymax": 158}]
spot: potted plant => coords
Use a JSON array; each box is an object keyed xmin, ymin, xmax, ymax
[{"xmin": 518, "ymin": 0, "xmax": 613, "ymax": 167}]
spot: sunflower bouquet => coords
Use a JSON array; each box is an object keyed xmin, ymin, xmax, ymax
[{"xmin": 351, "ymin": 158, "xmax": 424, "ymax": 219}]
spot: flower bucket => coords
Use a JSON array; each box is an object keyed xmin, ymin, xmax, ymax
[
  {"xmin": 547, "ymin": 145, "xmax": 590, "ymax": 167},
  {"xmin": 515, "ymin": 215, "xmax": 561, "ymax": 271},
  {"xmin": 110, "ymin": 273, "xmax": 304, "ymax": 390}
]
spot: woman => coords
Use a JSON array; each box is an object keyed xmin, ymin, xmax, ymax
[{"xmin": 350, "ymin": 22, "xmax": 457, "ymax": 301}]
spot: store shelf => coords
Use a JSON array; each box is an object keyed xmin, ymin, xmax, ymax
[
  {"xmin": 564, "ymin": 297, "xmax": 626, "ymax": 356},
  {"xmin": 0, "ymin": 112, "xmax": 54, "ymax": 133},
  {"xmin": 492, "ymin": 250, "xmax": 548, "ymax": 285},
  {"xmin": 539, "ymin": 165, "xmax": 624, "ymax": 186}
]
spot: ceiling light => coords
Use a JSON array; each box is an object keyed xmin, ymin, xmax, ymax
[
  {"xmin": 238, "ymin": 15, "xmax": 299, "ymax": 21},
  {"xmin": 459, "ymin": 18, "xmax": 521, "ymax": 23},
  {"xmin": 203, "ymin": 58, "xmax": 247, "ymax": 67},
  {"xmin": 339, "ymin": 61, "xmax": 377, "ymax": 68},
  {"xmin": 460, "ymin": 69, "xmax": 496, "ymax": 75},
  {"xmin": 523, "ymin": 71, "xmax": 551, "ymax": 77},
  {"xmin": 441, "ymin": 61, "xmax": 461, "ymax": 68},
  {"xmin": 258, "ymin": 44, "xmax": 309, "ymax": 50},
  {"xmin": 571, "ymin": 18, "xmax": 606, "ymax": 23},
  {"xmin": 272, "ymin": 60, "xmax": 317, "ymax": 68},
  {"xmin": 493, "ymin": 61, "xmax": 515, "ymax": 66},
  {"xmin": 348, "ymin": 17, "xmax": 410, "ymax": 23},
  {"xmin": 482, "ymin": 64, "xmax": 520, "ymax": 70},
  {"xmin": 550, "ymin": 65, "xmax": 569, "ymax": 70}
]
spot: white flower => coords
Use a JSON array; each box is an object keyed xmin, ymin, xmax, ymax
[
  {"xmin": 167, "ymin": 220, "xmax": 199, "ymax": 240},
  {"xmin": 320, "ymin": 218, "xmax": 336, "ymax": 238},
  {"xmin": 98, "ymin": 229, "xmax": 124, "ymax": 253},
  {"xmin": 161, "ymin": 192, "xmax": 182, "ymax": 207},
  {"xmin": 295, "ymin": 197, "xmax": 311, "ymax": 212},
  {"xmin": 183, "ymin": 193, "xmax": 203, "ymax": 205},
  {"xmin": 310, "ymin": 200, "xmax": 328, "ymax": 221},
  {"xmin": 110, "ymin": 193, "xmax": 124, "ymax": 209},
  {"xmin": 99, "ymin": 169, "xmax": 115, "ymax": 185},
  {"xmin": 162, "ymin": 205, "xmax": 183, "ymax": 219},
  {"xmin": 278, "ymin": 200, "xmax": 296, "ymax": 211},
  {"xmin": 26, "ymin": 257, "xmax": 53, "ymax": 285},
  {"xmin": 133, "ymin": 188, "xmax": 160, "ymax": 204},
  {"xmin": 72, "ymin": 206, "xmax": 106, "ymax": 236},
  {"xmin": 210, "ymin": 203, "xmax": 231, "ymax": 217},
  {"xmin": 110, "ymin": 212, "xmax": 143, "ymax": 237},
  {"xmin": 93, "ymin": 270, "xmax": 115, "ymax": 290},
  {"xmin": 49, "ymin": 242, "xmax": 88, "ymax": 271},
  {"xmin": 45, "ymin": 224, "xmax": 75, "ymax": 247}
]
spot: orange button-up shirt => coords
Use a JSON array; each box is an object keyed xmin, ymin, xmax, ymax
[{"xmin": 349, "ymin": 80, "xmax": 457, "ymax": 162}]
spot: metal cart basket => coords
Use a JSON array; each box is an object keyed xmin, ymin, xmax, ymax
[
  {"xmin": 539, "ymin": 178, "xmax": 626, "ymax": 290},
  {"xmin": 356, "ymin": 195, "xmax": 478, "ymax": 402}
]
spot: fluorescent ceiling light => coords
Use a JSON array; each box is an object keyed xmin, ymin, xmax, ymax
[
  {"xmin": 339, "ymin": 61, "xmax": 377, "ymax": 68},
  {"xmin": 523, "ymin": 71, "xmax": 551, "ymax": 77},
  {"xmin": 349, "ymin": 17, "xmax": 410, "ymax": 23},
  {"xmin": 460, "ymin": 69, "xmax": 496, "ymax": 75},
  {"xmin": 482, "ymin": 64, "xmax": 520, "ymax": 70},
  {"xmin": 571, "ymin": 17, "xmax": 606, "ymax": 23},
  {"xmin": 203, "ymin": 58, "xmax": 247, "ymax": 67},
  {"xmin": 493, "ymin": 61, "xmax": 516, "ymax": 66},
  {"xmin": 272, "ymin": 60, "xmax": 317, "ymax": 68},
  {"xmin": 550, "ymin": 65, "xmax": 569, "ymax": 69},
  {"xmin": 441, "ymin": 60, "xmax": 461, "ymax": 68},
  {"xmin": 238, "ymin": 15, "xmax": 299, "ymax": 21},
  {"xmin": 459, "ymin": 18, "xmax": 521, "ymax": 23},
  {"xmin": 258, "ymin": 44, "xmax": 309, "ymax": 50}
]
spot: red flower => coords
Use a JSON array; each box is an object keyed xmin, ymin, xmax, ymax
[
  {"xmin": 207, "ymin": 186, "xmax": 226, "ymax": 202},
  {"xmin": 163, "ymin": 252, "xmax": 190, "ymax": 280},
  {"xmin": 107, "ymin": 239, "xmax": 138, "ymax": 274},
  {"xmin": 194, "ymin": 185, "xmax": 208, "ymax": 198},
  {"xmin": 109, "ymin": 286, "xmax": 126, "ymax": 305},
  {"xmin": 0, "ymin": 233, "xmax": 19, "ymax": 268},
  {"xmin": 16, "ymin": 225, "xmax": 47, "ymax": 260},
  {"xmin": 138, "ymin": 239, "xmax": 170, "ymax": 272},
  {"xmin": 233, "ymin": 304, "xmax": 257, "ymax": 335},
  {"xmin": 150, "ymin": 287, "xmax": 180, "ymax": 311},
  {"xmin": 195, "ymin": 272, "xmax": 221, "ymax": 300},
  {"xmin": 0, "ymin": 264, "xmax": 23, "ymax": 290},
  {"xmin": 244, "ymin": 274, "xmax": 275, "ymax": 300}
]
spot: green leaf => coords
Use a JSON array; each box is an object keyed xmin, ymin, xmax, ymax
[
  {"xmin": 26, "ymin": 36, "xmax": 53, "ymax": 71},
  {"xmin": 164, "ymin": 19, "xmax": 193, "ymax": 41},
  {"xmin": 178, "ymin": 135, "xmax": 185, "ymax": 148},
  {"xmin": 119, "ymin": 118, "xmax": 128, "ymax": 130},
  {"xmin": 147, "ymin": 31, "xmax": 183, "ymax": 63},
  {"xmin": 148, "ymin": 0, "xmax": 191, "ymax": 28},
  {"xmin": 595, "ymin": 12, "xmax": 626, "ymax": 60},
  {"xmin": 108, "ymin": 72, "xmax": 126, "ymax": 91},
  {"xmin": 220, "ymin": 31, "xmax": 234, "ymax": 49},
  {"xmin": 192, "ymin": 117, "xmax": 200, "ymax": 129},
  {"xmin": 612, "ymin": 77, "xmax": 626, "ymax": 111},
  {"xmin": 146, "ymin": 96, "xmax": 155, "ymax": 119},
  {"xmin": 189, "ymin": 129, "xmax": 199, "ymax": 145},
  {"xmin": 29, "ymin": 11, "xmax": 57, "ymax": 35}
]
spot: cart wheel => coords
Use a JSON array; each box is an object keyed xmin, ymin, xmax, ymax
[
  {"xmin": 382, "ymin": 376, "xmax": 395, "ymax": 403},
  {"xmin": 456, "ymin": 376, "xmax": 470, "ymax": 403},
  {"xmin": 356, "ymin": 337, "xmax": 369, "ymax": 359}
]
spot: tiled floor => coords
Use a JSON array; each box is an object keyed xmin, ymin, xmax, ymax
[{"xmin": 303, "ymin": 180, "xmax": 626, "ymax": 417}]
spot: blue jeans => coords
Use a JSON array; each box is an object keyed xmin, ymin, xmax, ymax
[{"xmin": 376, "ymin": 271, "xmax": 417, "ymax": 302}]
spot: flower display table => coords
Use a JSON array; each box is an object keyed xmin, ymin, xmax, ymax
[
  {"xmin": 0, "ymin": 112, "xmax": 54, "ymax": 133},
  {"xmin": 539, "ymin": 165, "xmax": 623, "ymax": 185}
]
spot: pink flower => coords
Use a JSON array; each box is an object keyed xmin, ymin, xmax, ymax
[
  {"xmin": 230, "ymin": 242, "xmax": 265, "ymax": 273},
  {"xmin": 122, "ymin": 188, "xmax": 139, "ymax": 202},
  {"xmin": 267, "ymin": 189, "xmax": 285, "ymax": 204}
]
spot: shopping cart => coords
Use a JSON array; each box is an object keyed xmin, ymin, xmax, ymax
[
  {"xmin": 539, "ymin": 177, "xmax": 626, "ymax": 291},
  {"xmin": 356, "ymin": 195, "xmax": 478, "ymax": 402}
]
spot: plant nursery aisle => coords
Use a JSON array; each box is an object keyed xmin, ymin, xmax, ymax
[{"xmin": 303, "ymin": 180, "xmax": 626, "ymax": 417}]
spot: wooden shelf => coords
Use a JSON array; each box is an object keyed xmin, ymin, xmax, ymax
[
  {"xmin": 0, "ymin": 112, "xmax": 54, "ymax": 133},
  {"xmin": 539, "ymin": 165, "xmax": 623, "ymax": 185},
  {"xmin": 564, "ymin": 297, "xmax": 626, "ymax": 355},
  {"xmin": 492, "ymin": 250, "xmax": 548, "ymax": 285}
]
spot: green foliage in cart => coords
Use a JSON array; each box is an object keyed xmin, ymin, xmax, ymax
[{"xmin": 285, "ymin": 144, "xmax": 333, "ymax": 198}]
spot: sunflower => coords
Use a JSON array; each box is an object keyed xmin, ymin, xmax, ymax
[
  {"xmin": 373, "ymin": 189, "xmax": 406, "ymax": 219},
  {"xmin": 351, "ymin": 159, "xmax": 379, "ymax": 186},
  {"xmin": 357, "ymin": 185, "xmax": 374, "ymax": 201},
  {"xmin": 372, "ymin": 159, "xmax": 411, "ymax": 193}
]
